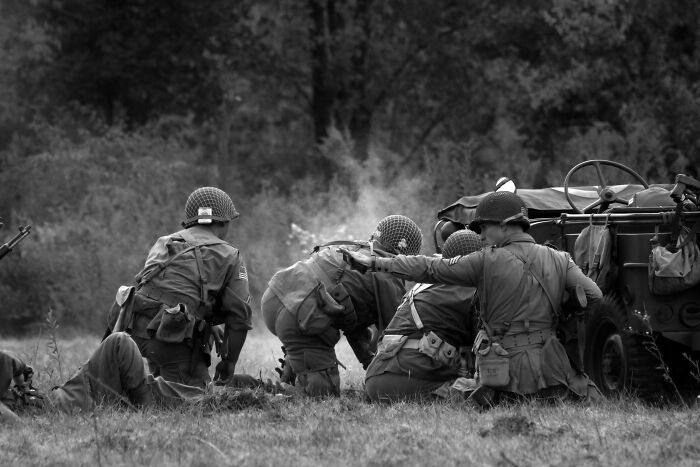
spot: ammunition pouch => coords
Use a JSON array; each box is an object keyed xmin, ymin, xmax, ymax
[
  {"xmin": 417, "ymin": 331, "xmax": 460, "ymax": 368},
  {"xmin": 146, "ymin": 303, "xmax": 197, "ymax": 344},
  {"xmin": 128, "ymin": 292, "xmax": 165, "ymax": 339}
]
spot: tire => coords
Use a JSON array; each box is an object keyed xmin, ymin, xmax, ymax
[{"xmin": 584, "ymin": 294, "xmax": 664, "ymax": 399}]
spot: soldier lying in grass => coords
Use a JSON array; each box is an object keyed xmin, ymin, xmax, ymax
[{"xmin": 0, "ymin": 332, "xmax": 287, "ymax": 421}]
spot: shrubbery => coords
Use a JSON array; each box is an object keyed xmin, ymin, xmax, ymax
[{"xmin": 0, "ymin": 108, "xmax": 691, "ymax": 334}]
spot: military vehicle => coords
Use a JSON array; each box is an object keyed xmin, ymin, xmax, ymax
[{"xmin": 434, "ymin": 160, "xmax": 700, "ymax": 399}]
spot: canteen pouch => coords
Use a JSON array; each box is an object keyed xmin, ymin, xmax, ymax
[
  {"xmin": 147, "ymin": 303, "xmax": 196, "ymax": 344},
  {"xmin": 375, "ymin": 334, "xmax": 408, "ymax": 360},
  {"xmin": 476, "ymin": 342, "xmax": 510, "ymax": 388},
  {"xmin": 296, "ymin": 284, "xmax": 333, "ymax": 336}
]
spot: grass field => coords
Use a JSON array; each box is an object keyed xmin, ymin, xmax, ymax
[{"xmin": 2, "ymin": 332, "xmax": 700, "ymax": 467}]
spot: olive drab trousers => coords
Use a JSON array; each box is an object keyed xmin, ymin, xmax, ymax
[
  {"xmin": 51, "ymin": 332, "xmax": 203, "ymax": 411},
  {"xmin": 262, "ymin": 288, "xmax": 341, "ymax": 396}
]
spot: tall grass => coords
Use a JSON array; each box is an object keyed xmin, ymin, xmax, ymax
[{"xmin": 2, "ymin": 332, "xmax": 700, "ymax": 467}]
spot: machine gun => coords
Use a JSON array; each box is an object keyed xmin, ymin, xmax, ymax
[{"xmin": 0, "ymin": 225, "xmax": 32, "ymax": 261}]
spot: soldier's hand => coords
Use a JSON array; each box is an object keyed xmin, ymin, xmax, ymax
[
  {"xmin": 213, "ymin": 360, "xmax": 236, "ymax": 385},
  {"xmin": 274, "ymin": 355, "xmax": 296, "ymax": 385},
  {"xmin": 210, "ymin": 325, "xmax": 225, "ymax": 356},
  {"xmin": 338, "ymin": 248, "xmax": 371, "ymax": 273}
]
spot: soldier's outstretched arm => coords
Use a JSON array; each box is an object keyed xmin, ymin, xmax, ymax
[{"xmin": 339, "ymin": 248, "xmax": 482, "ymax": 287}]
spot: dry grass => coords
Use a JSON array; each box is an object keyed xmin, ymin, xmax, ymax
[{"xmin": 2, "ymin": 333, "xmax": 700, "ymax": 466}]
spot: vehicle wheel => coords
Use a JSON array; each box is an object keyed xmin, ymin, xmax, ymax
[{"xmin": 584, "ymin": 294, "xmax": 664, "ymax": 399}]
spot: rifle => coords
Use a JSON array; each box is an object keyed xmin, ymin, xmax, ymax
[{"xmin": 0, "ymin": 225, "xmax": 32, "ymax": 261}]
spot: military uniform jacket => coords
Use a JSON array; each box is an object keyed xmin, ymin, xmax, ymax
[
  {"xmin": 268, "ymin": 243, "xmax": 405, "ymax": 337},
  {"xmin": 137, "ymin": 225, "xmax": 252, "ymax": 330},
  {"xmin": 377, "ymin": 232, "xmax": 602, "ymax": 394},
  {"xmin": 383, "ymin": 283, "xmax": 476, "ymax": 348},
  {"xmin": 367, "ymin": 283, "xmax": 476, "ymax": 382}
]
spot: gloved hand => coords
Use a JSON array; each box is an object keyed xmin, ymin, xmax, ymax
[
  {"xmin": 213, "ymin": 360, "xmax": 236, "ymax": 386},
  {"xmin": 274, "ymin": 347, "xmax": 296, "ymax": 385}
]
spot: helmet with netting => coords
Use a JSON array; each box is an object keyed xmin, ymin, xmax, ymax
[
  {"xmin": 372, "ymin": 215, "xmax": 422, "ymax": 255},
  {"xmin": 468, "ymin": 192, "xmax": 529, "ymax": 234},
  {"xmin": 441, "ymin": 229, "xmax": 484, "ymax": 259},
  {"xmin": 182, "ymin": 187, "xmax": 239, "ymax": 228}
]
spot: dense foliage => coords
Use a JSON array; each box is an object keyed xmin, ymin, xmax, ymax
[{"xmin": 0, "ymin": 0, "xmax": 699, "ymax": 332}]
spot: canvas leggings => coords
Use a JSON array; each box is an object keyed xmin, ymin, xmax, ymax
[{"xmin": 262, "ymin": 287, "xmax": 341, "ymax": 396}]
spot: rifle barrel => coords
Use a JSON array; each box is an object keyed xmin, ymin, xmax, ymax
[{"xmin": 0, "ymin": 225, "xmax": 32, "ymax": 260}]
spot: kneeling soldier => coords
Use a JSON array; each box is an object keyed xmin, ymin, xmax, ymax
[
  {"xmin": 106, "ymin": 187, "xmax": 252, "ymax": 388},
  {"xmin": 342, "ymin": 192, "xmax": 603, "ymax": 406},
  {"xmin": 365, "ymin": 229, "xmax": 483, "ymax": 402},
  {"xmin": 262, "ymin": 215, "xmax": 422, "ymax": 396}
]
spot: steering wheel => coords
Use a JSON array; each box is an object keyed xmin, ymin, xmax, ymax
[{"xmin": 564, "ymin": 160, "xmax": 649, "ymax": 214}]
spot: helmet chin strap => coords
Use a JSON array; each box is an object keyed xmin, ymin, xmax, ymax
[{"xmin": 500, "ymin": 212, "xmax": 525, "ymax": 226}]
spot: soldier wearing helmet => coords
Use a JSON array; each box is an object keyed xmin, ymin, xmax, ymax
[
  {"xmin": 261, "ymin": 215, "xmax": 422, "ymax": 396},
  {"xmin": 341, "ymin": 192, "xmax": 603, "ymax": 406},
  {"xmin": 106, "ymin": 187, "xmax": 252, "ymax": 388},
  {"xmin": 364, "ymin": 229, "xmax": 485, "ymax": 403}
]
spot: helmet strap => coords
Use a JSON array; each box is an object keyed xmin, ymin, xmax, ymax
[{"xmin": 500, "ymin": 213, "xmax": 525, "ymax": 226}]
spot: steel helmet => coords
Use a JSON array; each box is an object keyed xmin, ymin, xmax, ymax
[
  {"xmin": 372, "ymin": 215, "xmax": 422, "ymax": 255},
  {"xmin": 468, "ymin": 191, "xmax": 529, "ymax": 234},
  {"xmin": 441, "ymin": 229, "xmax": 484, "ymax": 259},
  {"xmin": 182, "ymin": 187, "xmax": 239, "ymax": 228}
]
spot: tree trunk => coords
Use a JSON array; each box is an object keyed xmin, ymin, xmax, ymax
[{"xmin": 308, "ymin": 0, "xmax": 333, "ymax": 144}]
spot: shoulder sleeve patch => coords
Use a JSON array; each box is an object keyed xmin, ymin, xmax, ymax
[
  {"xmin": 449, "ymin": 256, "xmax": 461, "ymax": 265},
  {"xmin": 238, "ymin": 264, "xmax": 248, "ymax": 280}
]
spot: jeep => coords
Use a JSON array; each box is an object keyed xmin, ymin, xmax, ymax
[{"xmin": 434, "ymin": 159, "xmax": 700, "ymax": 399}]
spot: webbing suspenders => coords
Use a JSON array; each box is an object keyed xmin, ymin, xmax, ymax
[
  {"xmin": 180, "ymin": 229, "xmax": 209, "ymax": 311},
  {"xmin": 405, "ymin": 283, "xmax": 431, "ymax": 330},
  {"xmin": 482, "ymin": 246, "xmax": 559, "ymax": 339},
  {"xmin": 507, "ymin": 246, "xmax": 562, "ymax": 323},
  {"xmin": 135, "ymin": 244, "xmax": 198, "ymax": 285}
]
